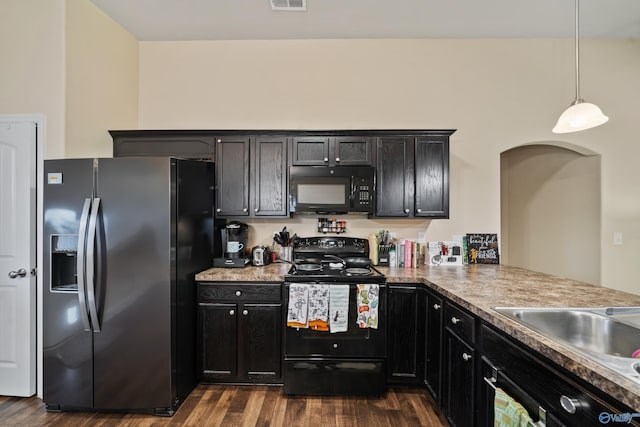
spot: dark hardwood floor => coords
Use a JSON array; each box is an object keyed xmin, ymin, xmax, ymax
[{"xmin": 0, "ymin": 385, "xmax": 449, "ymax": 426}]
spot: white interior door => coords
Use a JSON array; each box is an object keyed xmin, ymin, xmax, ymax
[{"xmin": 0, "ymin": 121, "xmax": 36, "ymax": 396}]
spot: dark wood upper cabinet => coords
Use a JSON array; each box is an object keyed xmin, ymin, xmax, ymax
[
  {"xmin": 251, "ymin": 136, "xmax": 288, "ymax": 217},
  {"xmin": 291, "ymin": 136, "xmax": 373, "ymax": 166},
  {"xmin": 110, "ymin": 129, "xmax": 453, "ymax": 219},
  {"xmin": 290, "ymin": 136, "xmax": 330, "ymax": 166},
  {"xmin": 376, "ymin": 133, "xmax": 451, "ymax": 218},
  {"xmin": 415, "ymin": 136, "xmax": 449, "ymax": 218},
  {"xmin": 333, "ymin": 136, "xmax": 373, "ymax": 165},
  {"xmin": 375, "ymin": 137, "xmax": 414, "ymax": 217},
  {"xmin": 215, "ymin": 136, "xmax": 250, "ymax": 217},
  {"xmin": 111, "ymin": 131, "xmax": 215, "ymax": 160}
]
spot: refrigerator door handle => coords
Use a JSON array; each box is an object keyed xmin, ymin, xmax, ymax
[
  {"xmin": 86, "ymin": 197, "xmax": 101, "ymax": 332},
  {"xmin": 76, "ymin": 198, "xmax": 92, "ymax": 331}
]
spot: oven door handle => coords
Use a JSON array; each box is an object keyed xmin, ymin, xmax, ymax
[{"xmin": 484, "ymin": 364, "xmax": 547, "ymax": 427}]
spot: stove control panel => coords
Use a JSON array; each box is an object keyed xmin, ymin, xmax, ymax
[{"xmin": 293, "ymin": 236, "xmax": 369, "ymax": 255}]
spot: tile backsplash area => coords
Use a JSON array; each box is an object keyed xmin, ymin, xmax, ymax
[{"xmin": 243, "ymin": 215, "xmax": 433, "ymax": 250}]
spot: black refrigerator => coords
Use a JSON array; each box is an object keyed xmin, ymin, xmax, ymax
[{"xmin": 42, "ymin": 157, "xmax": 214, "ymax": 415}]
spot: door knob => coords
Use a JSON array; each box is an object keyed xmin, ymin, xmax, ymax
[{"xmin": 8, "ymin": 269, "xmax": 27, "ymax": 279}]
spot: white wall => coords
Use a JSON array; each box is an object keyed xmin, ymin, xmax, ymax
[
  {"xmin": 65, "ymin": 0, "xmax": 139, "ymax": 158},
  {"xmin": 138, "ymin": 38, "xmax": 640, "ymax": 294},
  {"xmin": 0, "ymin": 0, "xmax": 65, "ymax": 158},
  {"xmin": 0, "ymin": 0, "xmax": 139, "ymax": 159}
]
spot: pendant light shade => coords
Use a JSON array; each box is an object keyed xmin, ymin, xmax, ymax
[
  {"xmin": 552, "ymin": 0, "xmax": 608, "ymax": 134},
  {"xmin": 552, "ymin": 99, "xmax": 609, "ymax": 134}
]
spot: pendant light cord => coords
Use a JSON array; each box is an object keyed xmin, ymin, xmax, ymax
[{"xmin": 574, "ymin": 0, "xmax": 581, "ymax": 102}]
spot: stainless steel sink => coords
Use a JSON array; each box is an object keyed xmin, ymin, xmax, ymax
[{"xmin": 493, "ymin": 306, "xmax": 640, "ymax": 384}]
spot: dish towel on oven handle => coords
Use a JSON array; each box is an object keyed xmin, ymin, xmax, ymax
[
  {"xmin": 287, "ymin": 284, "xmax": 309, "ymax": 328},
  {"xmin": 356, "ymin": 284, "xmax": 379, "ymax": 329},
  {"xmin": 308, "ymin": 284, "xmax": 330, "ymax": 331},
  {"xmin": 329, "ymin": 285, "xmax": 350, "ymax": 333}
]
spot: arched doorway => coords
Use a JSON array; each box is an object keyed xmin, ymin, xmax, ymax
[{"xmin": 500, "ymin": 143, "xmax": 601, "ymax": 285}]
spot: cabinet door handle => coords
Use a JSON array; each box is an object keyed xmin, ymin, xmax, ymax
[
  {"xmin": 451, "ymin": 316, "xmax": 461, "ymax": 324},
  {"xmin": 235, "ymin": 290, "xmax": 242, "ymax": 296},
  {"xmin": 333, "ymin": 343, "xmax": 338, "ymax": 349},
  {"xmin": 462, "ymin": 352, "xmax": 472, "ymax": 361},
  {"xmin": 229, "ymin": 310, "xmax": 235, "ymax": 316},
  {"xmin": 242, "ymin": 207, "xmax": 248, "ymax": 212},
  {"xmin": 335, "ymin": 157, "xmax": 340, "ymax": 162},
  {"xmin": 404, "ymin": 208, "xmax": 410, "ymax": 213},
  {"xmin": 242, "ymin": 310, "xmax": 248, "ymax": 316},
  {"xmin": 216, "ymin": 138, "xmax": 222, "ymax": 143},
  {"xmin": 323, "ymin": 157, "xmax": 329, "ymax": 162},
  {"xmin": 560, "ymin": 395, "xmax": 581, "ymax": 414},
  {"xmin": 254, "ymin": 208, "xmax": 259, "ymax": 213},
  {"xmin": 433, "ymin": 304, "xmax": 441, "ymax": 310},
  {"xmin": 216, "ymin": 208, "xmax": 221, "ymax": 213},
  {"xmin": 417, "ymin": 208, "xmax": 422, "ymax": 213}
]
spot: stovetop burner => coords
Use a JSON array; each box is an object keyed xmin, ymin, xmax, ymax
[
  {"xmin": 286, "ymin": 263, "xmax": 384, "ymax": 282},
  {"xmin": 285, "ymin": 236, "xmax": 385, "ymax": 283},
  {"xmin": 344, "ymin": 267, "xmax": 372, "ymax": 276},
  {"xmin": 296, "ymin": 263, "xmax": 322, "ymax": 272}
]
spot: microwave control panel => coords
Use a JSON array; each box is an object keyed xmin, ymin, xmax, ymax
[{"xmin": 353, "ymin": 176, "xmax": 374, "ymax": 209}]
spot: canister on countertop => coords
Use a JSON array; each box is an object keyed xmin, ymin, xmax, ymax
[{"xmin": 252, "ymin": 246, "xmax": 272, "ymax": 266}]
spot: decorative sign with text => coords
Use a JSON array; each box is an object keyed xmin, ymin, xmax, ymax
[{"xmin": 466, "ymin": 233, "xmax": 499, "ymax": 264}]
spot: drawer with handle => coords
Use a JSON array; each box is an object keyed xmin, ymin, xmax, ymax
[
  {"xmin": 198, "ymin": 282, "xmax": 281, "ymax": 302},
  {"xmin": 444, "ymin": 301, "xmax": 476, "ymax": 344}
]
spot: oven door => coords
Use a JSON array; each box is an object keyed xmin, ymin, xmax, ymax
[{"xmin": 284, "ymin": 283, "xmax": 387, "ymax": 358}]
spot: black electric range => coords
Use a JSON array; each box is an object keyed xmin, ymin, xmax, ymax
[
  {"xmin": 285, "ymin": 236, "xmax": 386, "ymax": 283},
  {"xmin": 283, "ymin": 236, "xmax": 387, "ymax": 396}
]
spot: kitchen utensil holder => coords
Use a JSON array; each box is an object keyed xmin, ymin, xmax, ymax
[{"xmin": 378, "ymin": 244, "xmax": 391, "ymax": 266}]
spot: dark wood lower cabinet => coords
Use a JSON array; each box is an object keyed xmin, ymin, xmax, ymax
[
  {"xmin": 480, "ymin": 324, "xmax": 640, "ymax": 427},
  {"xmin": 194, "ymin": 281, "xmax": 638, "ymax": 427},
  {"xmin": 197, "ymin": 282, "xmax": 282, "ymax": 384},
  {"xmin": 241, "ymin": 303, "xmax": 282, "ymax": 381},
  {"xmin": 199, "ymin": 303, "xmax": 238, "ymax": 380},
  {"xmin": 424, "ymin": 289, "xmax": 443, "ymax": 404},
  {"xmin": 387, "ymin": 284, "xmax": 424, "ymax": 385},
  {"xmin": 444, "ymin": 330, "xmax": 475, "ymax": 427}
]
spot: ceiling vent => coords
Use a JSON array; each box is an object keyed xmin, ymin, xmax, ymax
[{"xmin": 270, "ymin": 0, "xmax": 307, "ymax": 11}]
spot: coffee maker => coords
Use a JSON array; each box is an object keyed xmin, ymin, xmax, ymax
[{"xmin": 214, "ymin": 221, "xmax": 250, "ymax": 268}]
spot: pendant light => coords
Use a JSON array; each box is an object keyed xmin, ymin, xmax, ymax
[{"xmin": 552, "ymin": 0, "xmax": 608, "ymax": 134}]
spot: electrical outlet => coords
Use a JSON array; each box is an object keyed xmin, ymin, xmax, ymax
[{"xmin": 613, "ymin": 232, "xmax": 623, "ymax": 246}]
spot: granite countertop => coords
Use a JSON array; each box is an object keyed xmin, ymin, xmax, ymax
[{"xmin": 195, "ymin": 263, "xmax": 640, "ymax": 411}]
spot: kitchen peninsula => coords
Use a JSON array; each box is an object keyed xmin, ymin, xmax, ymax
[{"xmin": 196, "ymin": 263, "xmax": 640, "ymax": 422}]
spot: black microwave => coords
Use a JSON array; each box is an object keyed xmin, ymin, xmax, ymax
[{"xmin": 289, "ymin": 166, "xmax": 375, "ymax": 214}]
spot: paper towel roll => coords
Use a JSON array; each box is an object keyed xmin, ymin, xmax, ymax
[{"xmin": 369, "ymin": 234, "xmax": 378, "ymax": 266}]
